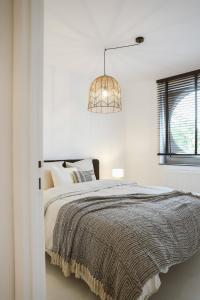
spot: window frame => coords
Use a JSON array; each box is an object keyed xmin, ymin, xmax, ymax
[{"xmin": 157, "ymin": 69, "xmax": 200, "ymax": 166}]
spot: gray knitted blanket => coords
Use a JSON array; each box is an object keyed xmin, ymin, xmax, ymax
[{"xmin": 49, "ymin": 191, "xmax": 200, "ymax": 300}]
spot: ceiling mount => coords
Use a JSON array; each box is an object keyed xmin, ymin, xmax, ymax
[{"xmin": 135, "ymin": 36, "xmax": 144, "ymax": 44}]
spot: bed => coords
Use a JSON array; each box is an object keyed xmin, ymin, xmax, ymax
[{"xmin": 44, "ymin": 159, "xmax": 200, "ymax": 300}]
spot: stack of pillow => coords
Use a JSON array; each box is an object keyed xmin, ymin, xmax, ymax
[{"xmin": 43, "ymin": 159, "xmax": 96, "ymax": 190}]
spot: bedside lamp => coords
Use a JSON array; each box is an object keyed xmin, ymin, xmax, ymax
[{"xmin": 112, "ymin": 168, "xmax": 124, "ymax": 179}]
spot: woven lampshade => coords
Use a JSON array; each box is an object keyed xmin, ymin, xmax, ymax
[{"xmin": 88, "ymin": 75, "xmax": 121, "ymax": 113}]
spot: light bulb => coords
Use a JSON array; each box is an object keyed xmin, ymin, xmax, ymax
[{"xmin": 102, "ymin": 89, "xmax": 108, "ymax": 98}]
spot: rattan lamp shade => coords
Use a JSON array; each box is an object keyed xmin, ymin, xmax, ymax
[{"xmin": 88, "ymin": 75, "xmax": 121, "ymax": 113}]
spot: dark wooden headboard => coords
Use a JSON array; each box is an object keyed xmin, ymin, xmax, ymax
[{"xmin": 44, "ymin": 159, "xmax": 100, "ymax": 180}]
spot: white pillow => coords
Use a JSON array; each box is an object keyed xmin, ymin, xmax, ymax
[
  {"xmin": 65, "ymin": 159, "xmax": 96, "ymax": 180},
  {"xmin": 50, "ymin": 165, "xmax": 78, "ymax": 187},
  {"xmin": 43, "ymin": 161, "xmax": 64, "ymax": 190}
]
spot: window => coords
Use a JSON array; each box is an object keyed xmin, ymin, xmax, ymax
[{"xmin": 157, "ymin": 69, "xmax": 200, "ymax": 166}]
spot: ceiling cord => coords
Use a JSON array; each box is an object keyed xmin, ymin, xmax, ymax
[{"xmin": 103, "ymin": 37, "xmax": 144, "ymax": 75}]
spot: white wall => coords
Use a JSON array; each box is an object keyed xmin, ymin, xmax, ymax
[
  {"xmin": 44, "ymin": 3, "xmax": 200, "ymax": 188},
  {"xmin": 43, "ymin": 66, "xmax": 126, "ymax": 178},
  {"xmin": 43, "ymin": 3, "xmax": 129, "ymax": 178},
  {"xmin": 124, "ymin": 79, "xmax": 200, "ymax": 193},
  {"xmin": 44, "ymin": 61, "xmax": 200, "ymax": 189},
  {"xmin": 0, "ymin": 0, "xmax": 14, "ymax": 299}
]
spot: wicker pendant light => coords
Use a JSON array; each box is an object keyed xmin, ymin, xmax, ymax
[
  {"xmin": 88, "ymin": 75, "xmax": 121, "ymax": 113},
  {"xmin": 88, "ymin": 37, "xmax": 144, "ymax": 113}
]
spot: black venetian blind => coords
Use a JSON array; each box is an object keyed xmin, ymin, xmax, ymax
[{"xmin": 157, "ymin": 69, "xmax": 200, "ymax": 165}]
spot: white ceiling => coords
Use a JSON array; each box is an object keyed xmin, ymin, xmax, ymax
[{"xmin": 45, "ymin": 0, "xmax": 200, "ymax": 82}]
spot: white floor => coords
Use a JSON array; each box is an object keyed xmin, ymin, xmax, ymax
[
  {"xmin": 46, "ymin": 255, "xmax": 97, "ymax": 300},
  {"xmin": 46, "ymin": 251, "xmax": 200, "ymax": 300}
]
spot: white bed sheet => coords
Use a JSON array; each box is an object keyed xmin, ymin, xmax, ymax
[{"xmin": 44, "ymin": 180, "xmax": 172, "ymax": 300}]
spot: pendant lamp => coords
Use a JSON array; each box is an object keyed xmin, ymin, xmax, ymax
[{"xmin": 88, "ymin": 36, "xmax": 144, "ymax": 113}]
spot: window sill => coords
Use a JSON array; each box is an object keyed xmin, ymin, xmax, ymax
[{"xmin": 159, "ymin": 163, "xmax": 200, "ymax": 173}]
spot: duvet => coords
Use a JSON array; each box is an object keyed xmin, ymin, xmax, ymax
[{"xmin": 44, "ymin": 180, "xmax": 200, "ymax": 300}]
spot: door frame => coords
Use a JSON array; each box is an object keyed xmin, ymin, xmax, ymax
[{"xmin": 13, "ymin": 0, "xmax": 46, "ymax": 299}]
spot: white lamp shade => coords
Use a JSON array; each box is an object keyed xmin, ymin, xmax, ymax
[{"xmin": 112, "ymin": 168, "xmax": 124, "ymax": 178}]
